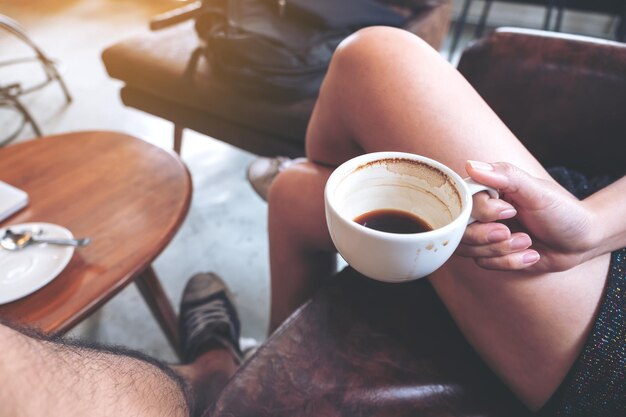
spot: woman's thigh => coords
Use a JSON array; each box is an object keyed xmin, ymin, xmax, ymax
[
  {"xmin": 304, "ymin": 27, "xmax": 610, "ymax": 409},
  {"xmin": 306, "ymin": 27, "xmax": 551, "ymax": 181}
]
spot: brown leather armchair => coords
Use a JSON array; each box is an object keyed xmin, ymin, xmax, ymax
[
  {"xmin": 101, "ymin": 0, "xmax": 452, "ymax": 155},
  {"xmin": 207, "ymin": 28, "xmax": 626, "ymax": 417}
]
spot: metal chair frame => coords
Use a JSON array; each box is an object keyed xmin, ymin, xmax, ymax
[
  {"xmin": 448, "ymin": 0, "xmax": 625, "ymax": 60},
  {"xmin": 0, "ymin": 83, "xmax": 42, "ymax": 147},
  {"xmin": 0, "ymin": 14, "xmax": 71, "ymax": 145}
]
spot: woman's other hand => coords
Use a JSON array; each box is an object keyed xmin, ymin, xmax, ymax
[{"xmin": 456, "ymin": 161, "xmax": 597, "ymax": 272}]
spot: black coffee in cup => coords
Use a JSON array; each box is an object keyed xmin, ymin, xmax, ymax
[{"xmin": 354, "ymin": 209, "xmax": 433, "ymax": 234}]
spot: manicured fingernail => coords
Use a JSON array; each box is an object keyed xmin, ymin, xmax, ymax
[
  {"xmin": 499, "ymin": 208, "xmax": 517, "ymax": 220},
  {"xmin": 510, "ymin": 236, "xmax": 531, "ymax": 250},
  {"xmin": 523, "ymin": 251, "xmax": 540, "ymax": 264},
  {"xmin": 487, "ymin": 229, "xmax": 509, "ymax": 242},
  {"xmin": 467, "ymin": 160, "xmax": 493, "ymax": 171}
]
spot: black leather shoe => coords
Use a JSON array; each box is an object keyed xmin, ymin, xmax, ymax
[{"xmin": 179, "ymin": 272, "xmax": 242, "ymax": 363}]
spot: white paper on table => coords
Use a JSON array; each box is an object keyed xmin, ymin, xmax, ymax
[{"xmin": 0, "ymin": 181, "xmax": 28, "ymax": 222}]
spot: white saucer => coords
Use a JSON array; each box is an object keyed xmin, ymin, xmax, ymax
[{"xmin": 0, "ymin": 223, "xmax": 75, "ymax": 305}]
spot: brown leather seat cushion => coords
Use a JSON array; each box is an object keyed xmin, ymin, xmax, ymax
[
  {"xmin": 102, "ymin": 21, "xmax": 314, "ymax": 143},
  {"xmin": 210, "ymin": 268, "xmax": 531, "ymax": 417}
]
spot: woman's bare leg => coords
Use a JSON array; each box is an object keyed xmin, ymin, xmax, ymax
[
  {"xmin": 268, "ymin": 162, "xmax": 336, "ymax": 331},
  {"xmin": 268, "ymin": 27, "xmax": 610, "ymax": 409}
]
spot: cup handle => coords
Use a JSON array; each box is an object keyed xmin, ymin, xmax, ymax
[{"xmin": 464, "ymin": 178, "xmax": 499, "ymax": 225}]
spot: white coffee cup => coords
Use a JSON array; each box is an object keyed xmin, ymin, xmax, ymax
[{"xmin": 324, "ymin": 152, "xmax": 498, "ymax": 282}]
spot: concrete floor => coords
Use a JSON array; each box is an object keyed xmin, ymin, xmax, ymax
[{"xmin": 1, "ymin": 0, "xmax": 615, "ymax": 362}]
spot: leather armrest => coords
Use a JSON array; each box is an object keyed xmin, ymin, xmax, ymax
[{"xmin": 211, "ymin": 268, "xmax": 530, "ymax": 417}]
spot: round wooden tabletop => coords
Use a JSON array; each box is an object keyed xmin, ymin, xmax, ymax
[{"xmin": 0, "ymin": 131, "xmax": 192, "ymax": 334}]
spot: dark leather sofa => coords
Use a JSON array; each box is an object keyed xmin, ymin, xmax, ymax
[
  {"xmin": 207, "ymin": 29, "xmax": 626, "ymax": 416},
  {"xmin": 102, "ymin": 0, "xmax": 452, "ymax": 156}
]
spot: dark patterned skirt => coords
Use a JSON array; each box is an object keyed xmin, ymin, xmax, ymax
[{"xmin": 537, "ymin": 168, "xmax": 625, "ymax": 417}]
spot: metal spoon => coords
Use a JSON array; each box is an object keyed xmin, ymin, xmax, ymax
[{"xmin": 0, "ymin": 229, "xmax": 91, "ymax": 251}]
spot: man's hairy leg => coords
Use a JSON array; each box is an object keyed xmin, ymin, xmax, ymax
[{"xmin": 0, "ymin": 321, "xmax": 189, "ymax": 417}]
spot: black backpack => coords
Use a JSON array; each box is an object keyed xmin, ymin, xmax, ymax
[{"xmin": 195, "ymin": 0, "xmax": 407, "ymax": 99}]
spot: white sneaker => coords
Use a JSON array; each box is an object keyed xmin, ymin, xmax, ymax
[{"xmin": 246, "ymin": 156, "xmax": 306, "ymax": 201}]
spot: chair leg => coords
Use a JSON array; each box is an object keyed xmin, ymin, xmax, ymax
[
  {"xmin": 12, "ymin": 95, "xmax": 42, "ymax": 137},
  {"xmin": 554, "ymin": 0, "xmax": 567, "ymax": 32},
  {"xmin": 474, "ymin": 0, "xmax": 493, "ymax": 39},
  {"xmin": 44, "ymin": 58, "xmax": 72, "ymax": 103},
  {"xmin": 617, "ymin": 7, "xmax": 626, "ymax": 42},
  {"xmin": 543, "ymin": 0, "xmax": 556, "ymax": 30},
  {"xmin": 0, "ymin": 106, "xmax": 24, "ymax": 147},
  {"xmin": 135, "ymin": 266, "xmax": 183, "ymax": 359},
  {"xmin": 447, "ymin": 0, "xmax": 473, "ymax": 61},
  {"xmin": 173, "ymin": 125, "xmax": 184, "ymax": 155}
]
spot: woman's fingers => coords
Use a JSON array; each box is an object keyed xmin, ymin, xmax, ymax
[
  {"xmin": 458, "ymin": 226, "xmax": 539, "ymax": 270},
  {"xmin": 474, "ymin": 249, "xmax": 541, "ymax": 270},
  {"xmin": 471, "ymin": 191, "xmax": 517, "ymax": 223},
  {"xmin": 461, "ymin": 160, "xmax": 561, "ymax": 271},
  {"xmin": 461, "ymin": 222, "xmax": 510, "ymax": 245},
  {"xmin": 457, "ymin": 232, "xmax": 532, "ymax": 257},
  {"xmin": 461, "ymin": 161, "xmax": 545, "ymax": 270},
  {"xmin": 466, "ymin": 160, "xmax": 554, "ymax": 210}
]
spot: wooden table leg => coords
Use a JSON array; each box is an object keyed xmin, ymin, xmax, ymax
[
  {"xmin": 135, "ymin": 266, "xmax": 182, "ymax": 359},
  {"xmin": 173, "ymin": 125, "xmax": 183, "ymax": 155}
]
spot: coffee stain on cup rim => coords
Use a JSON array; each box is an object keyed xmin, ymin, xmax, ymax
[{"xmin": 353, "ymin": 158, "xmax": 462, "ymax": 209}]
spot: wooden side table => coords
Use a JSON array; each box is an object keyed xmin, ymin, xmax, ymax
[{"xmin": 0, "ymin": 131, "xmax": 191, "ymax": 357}]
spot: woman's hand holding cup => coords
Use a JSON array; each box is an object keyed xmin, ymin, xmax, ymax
[{"xmin": 458, "ymin": 160, "xmax": 596, "ymax": 273}]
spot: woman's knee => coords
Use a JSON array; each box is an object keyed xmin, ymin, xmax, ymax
[
  {"xmin": 268, "ymin": 168, "xmax": 301, "ymax": 222},
  {"xmin": 269, "ymin": 164, "xmax": 327, "ymax": 212},
  {"xmin": 268, "ymin": 163, "xmax": 333, "ymax": 244},
  {"xmin": 306, "ymin": 27, "xmax": 439, "ymax": 161},
  {"xmin": 328, "ymin": 26, "xmax": 435, "ymax": 81},
  {"xmin": 269, "ymin": 166, "xmax": 313, "ymax": 227}
]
